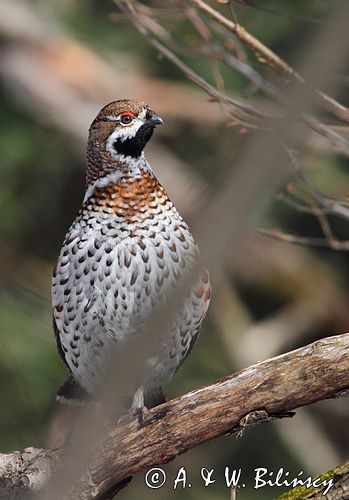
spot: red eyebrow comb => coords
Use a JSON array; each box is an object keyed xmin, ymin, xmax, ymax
[{"xmin": 119, "ymin": 111, "xmax": 136, "ymax": 118}]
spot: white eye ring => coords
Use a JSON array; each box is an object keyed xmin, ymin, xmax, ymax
[{"xmin": 119, "ymin": 113, "xmax": 134, "ymax": 126}]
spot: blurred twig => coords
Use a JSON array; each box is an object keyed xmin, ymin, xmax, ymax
[
  {"xmin": 190, "ymin": 0, "xmax": 349, "ymax": 123},
  {"xmin": 255, "ymin": 228, "xmax": 349, "ymax": 251},
  {"xmin": 256, "ymin": 146, "xmax": 349, "ymax": 250},
  {"xmin": 117, "ymin": 0, "xmax": 266, "ymax": 127},
  {"xmin": 116, "ymin": 0, "xmax": 349, "ymax": 162}
]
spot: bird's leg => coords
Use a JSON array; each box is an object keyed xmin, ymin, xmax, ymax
[{"xmin": 130, "ymin": 386, "xmax": 148, "ymax": 426}]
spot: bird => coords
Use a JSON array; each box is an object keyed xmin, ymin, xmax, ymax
[{"xmin": 52, "ymin": 99, "xmax": 211, "ymax": 419}]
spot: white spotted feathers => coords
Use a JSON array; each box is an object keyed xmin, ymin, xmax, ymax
[{"xmin": 52, "ymin": 99, "xmax": 211, "ymax": 408}]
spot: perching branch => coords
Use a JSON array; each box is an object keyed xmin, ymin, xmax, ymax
[{"xmin": 1, "ymin": 333, "xmax": 348, "ymax": 499}]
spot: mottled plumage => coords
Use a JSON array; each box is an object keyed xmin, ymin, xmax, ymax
[{"xmin": 52, "ymin": 99, "xmax": 210, "ymax": 412}]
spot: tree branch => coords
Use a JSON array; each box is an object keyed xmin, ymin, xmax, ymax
[
  {"xmin": 1, "ymin": 333, "xmax": 348, "ymax": 499},
  {"xmin": 0, "ymin": 447, "xmax": 58, "ymax": 498}
]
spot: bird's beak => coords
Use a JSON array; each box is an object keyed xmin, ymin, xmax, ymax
[
  {"xmin": 152, "ymin": 115, "xmax": 164, "ymax": 126},
  {"xmin": 147, "ymin": 111, "xmax": 164, "ymax": 126}
]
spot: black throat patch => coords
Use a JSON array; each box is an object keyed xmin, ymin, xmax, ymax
[{"xmin": 112, "ymin": 122, "xmax": 155, "ymax": 158}]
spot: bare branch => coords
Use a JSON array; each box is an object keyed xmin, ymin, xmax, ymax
[
  {"xmin": 191, "ymin": 0, "xmax": 300, "ymax": 77},
  {"xmin": 116, "ymin": 0, "xmax": 266, "ymax": 126},
  {"xmin": 255, "ymin": 228, "xmax": 349, "ymax": 251},
  {"xmin": 190, "ymin": 0, "xmax": 349, "ymax": 123},
  {"xmin": 302, "ymin": 115, "xmax": 349, "ymax": 160},
  {"xmin": 184, "ymin": 6, "xmax": 288, "ymax": 105},
  {"xmin": 1, "ymin": 333, "xmax": 349, "ymax": 499},
  {"xmin": 117, "ymin": 1, "xmax": 349, "ymax": 160}
]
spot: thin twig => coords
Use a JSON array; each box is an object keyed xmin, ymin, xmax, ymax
[
  {"xmin": 284, "ymin": 145, "xmax": 349, "ymax": 219},
  {"xmin": 190, "ymin": 0, "xmax": 349, "ymax": 123},
  {"xmin": 255, "ymin": 228, "xmax": 349, "ymax": 251},
  {"xmin": 117, "ymin": 0, "xmax": 266, "ymax": 125},
  {"xmin": 119, "ymin": 1, "xmax": 349, "ymax": 159},
  {"xmin": 303, "ymin": 114, "xmax": 349, "ymax": 159},
  {"xmin": 191, "ymin": 0, "xmax": 299, "ymax": 76},
  {"xmin": 186, "ymin": 6, "xmax": 289, "ymax": 105}
]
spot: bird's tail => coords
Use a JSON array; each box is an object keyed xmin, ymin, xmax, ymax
[
  {"xmin": 144, "ymin": 386, "xmax": 166, "ymax": 408},
  {"xmin": 56, "ymin": 375, "xmax": 92, "ymax": 406}
]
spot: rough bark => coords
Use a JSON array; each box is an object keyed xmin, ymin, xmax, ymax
[
  {"xmin": 277, "ymin": 462, "xmax": 349, "ymax": 500},
  {"xmin": 0, "ymin": 447, "xmax": 58, "ymax": 499},
  {"xmin": 0, "ymin": 333, "xmax": 348, "ymax": 499}
]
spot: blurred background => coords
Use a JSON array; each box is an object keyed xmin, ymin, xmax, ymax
[{"xmin": 0, "ymin": 0, "xmax": 348, "ymax": 498}]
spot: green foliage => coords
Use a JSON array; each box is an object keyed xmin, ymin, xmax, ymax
[{"xmin": 0, "ymin": 290, "xmax": 64, "ymax": 450}]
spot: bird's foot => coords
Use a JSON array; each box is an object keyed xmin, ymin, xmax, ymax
[{"xmin": 130, "ymin": 386, "xmax": 149, "ymax": 426}]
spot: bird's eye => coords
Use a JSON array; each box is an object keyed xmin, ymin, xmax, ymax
[{"xmin": 119, "ymin": 113, "xmax": 134, "ymax": 125}]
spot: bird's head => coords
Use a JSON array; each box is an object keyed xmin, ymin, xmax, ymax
[
  {"xmin": 86, "ymin": 99, "xmax": 163, "ymax": 186},
  {"xmin": 89, "ymin": 99, "xmax": 163, "ymax": 158}
]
